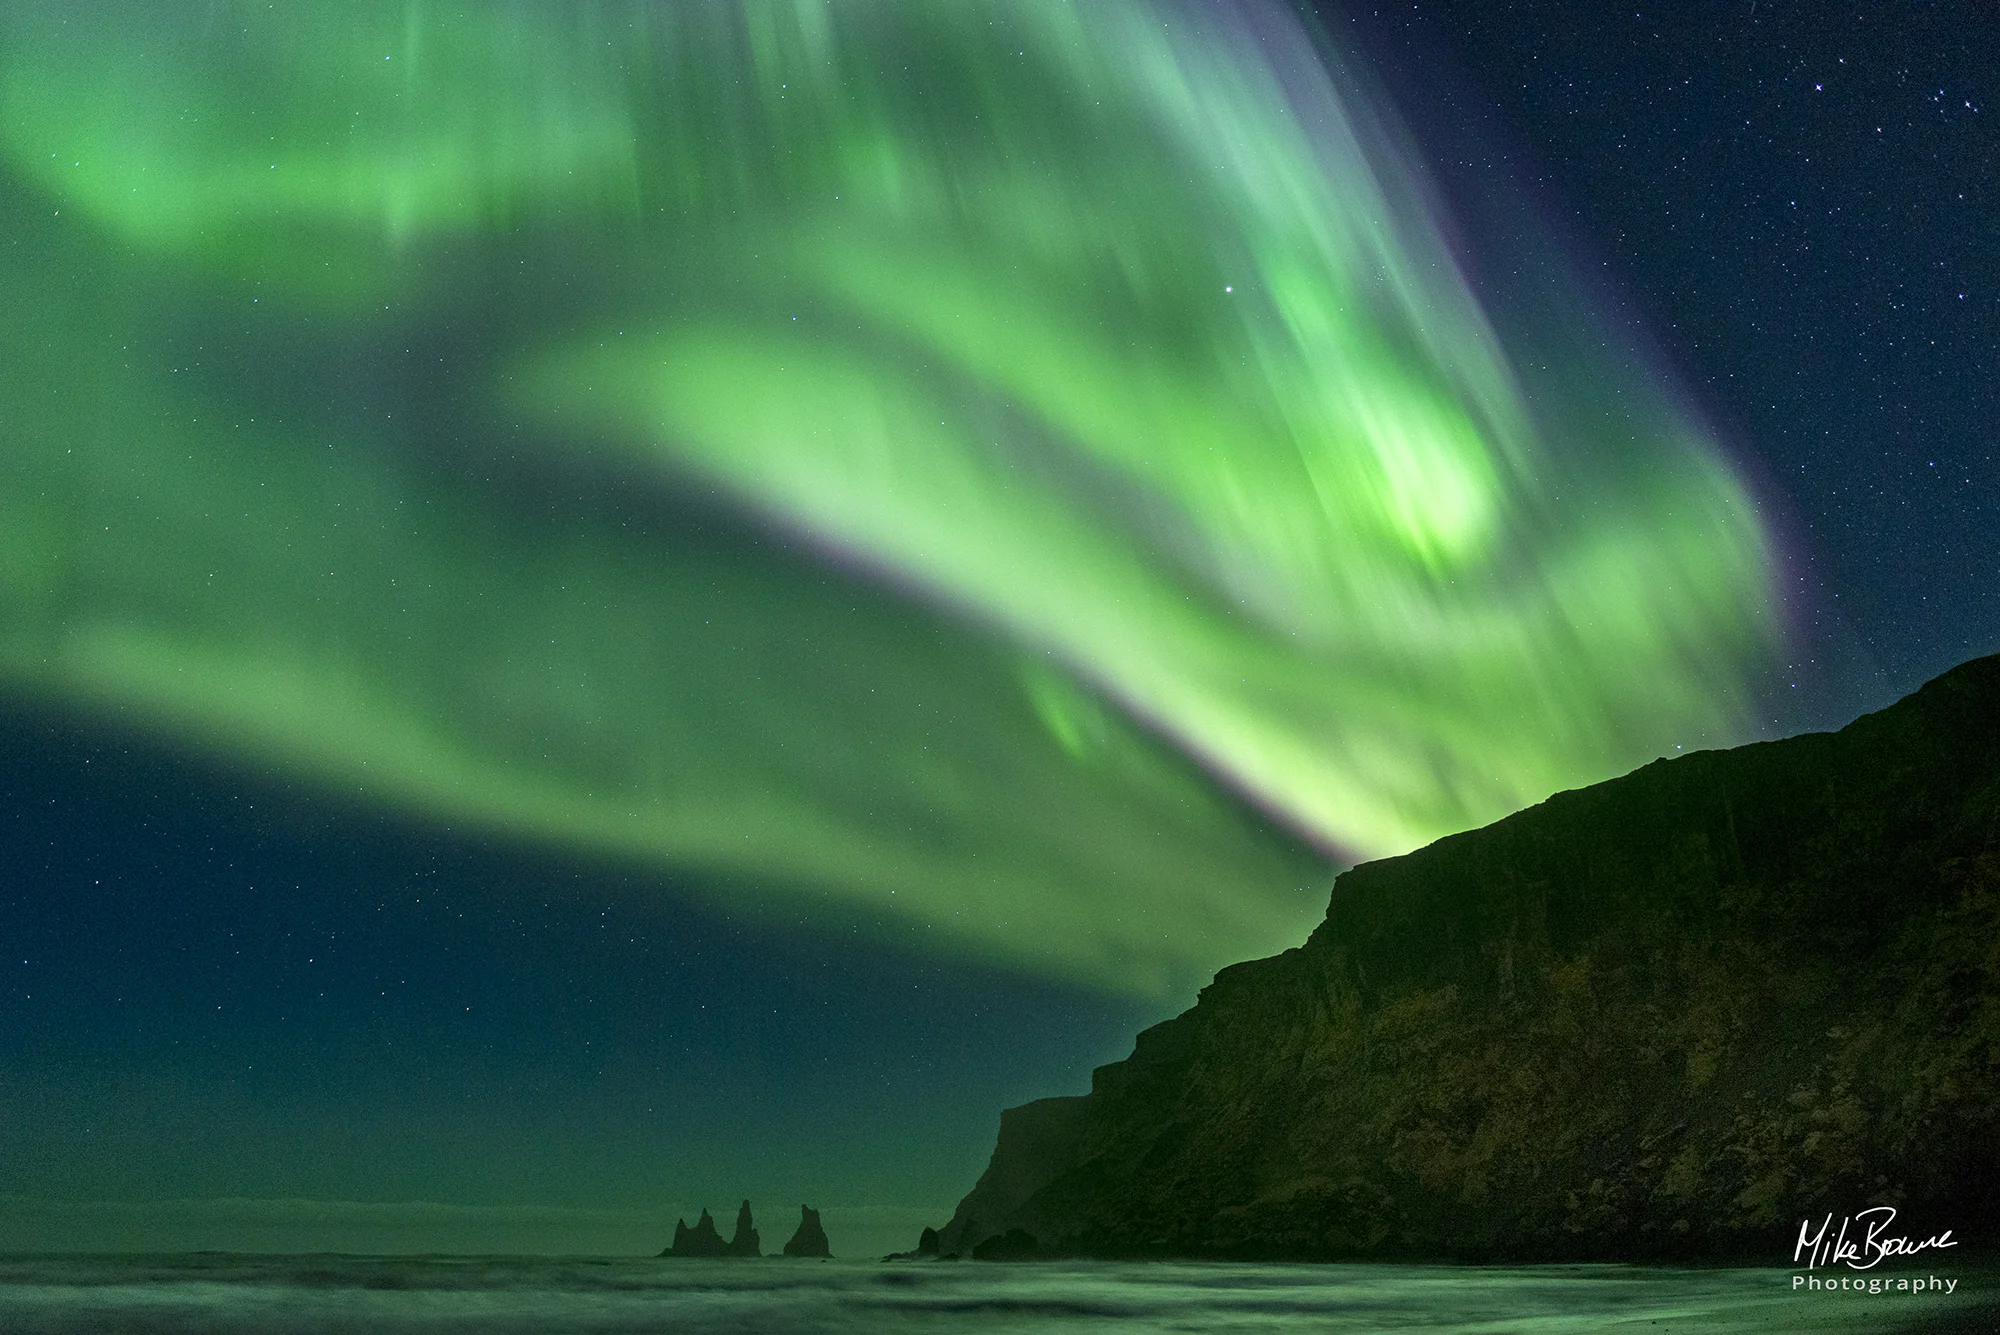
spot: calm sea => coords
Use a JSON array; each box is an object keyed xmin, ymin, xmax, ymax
[{"xmin": 0, "ymin": 1254, "xmax": 1990, "ymax": 1333}]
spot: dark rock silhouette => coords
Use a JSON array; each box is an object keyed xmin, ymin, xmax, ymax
[
  {"xmin": 782, "ymin": 1204, "xmax": 832, "ymax": 1258},
  {"xmin": 971, "ymin": 1227, "xmax": 1039, "ymax": 1261},
  {"xmin": 881, "ymin": 1222, "xmax": 937, "ymax": 1262},
  {"xmin": 725, "ymin": 1199, "xmax": 761, "ymax": 1257},
  {"xmin": 660, "ymin": 1207, "xmax": 729, "ymax": 1258},
  {"xmin": 923, "ymin": 654, "xmax": 2000, "ymax": 1262}
]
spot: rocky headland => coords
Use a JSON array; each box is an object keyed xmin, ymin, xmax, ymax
[{"xmin": 928, "ymin": 654, "xmax": 2000, "ymax": 1261}]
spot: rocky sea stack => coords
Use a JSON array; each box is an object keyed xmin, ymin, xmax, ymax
[
  {"xmin": 930, "ymin": 654, "xmax": 2000, "ymax": 1262},
  {"xmin": 725, "ymin": 1200, "xmax": 761, "ymax": 1257},
  {"xmin": 783, "ymin": 1205, "xmax": 832, "ymax": 1258},
  {"xmin": 661, "ymin": 1208, "xmax": 726, "ymax": 1258},
  {"xmin": 661, "ymin": 1201, "xmax": 761, "ymax": 1258}
]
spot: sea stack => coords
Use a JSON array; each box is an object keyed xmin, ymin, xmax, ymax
[
  {"xmin": 660, "ymin": 1207, "xmax": 730, "ymax": 1258},
  {"xmin": 726, "ymin": 1200, "xmax": 762, "ymax": 1257},
  {"xmin": 783, "ymin": 1205, "xmax": 832, "ymax": 1258}
]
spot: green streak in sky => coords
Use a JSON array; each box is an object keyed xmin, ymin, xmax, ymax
[{"xmin": 0, "ymin": 0, "xmax": 1775, "ymax": 994}]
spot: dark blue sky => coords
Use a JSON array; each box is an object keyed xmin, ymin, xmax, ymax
[
  {"xmin": 1, "ymin": 707, "xmax": 1156, "ymax": 1250},
  {"xmin": 3, "ymin": 1, "xmax": 1993, "ymax": 1255},
  {"xmin": 1340, "ymin": 0, "xmax": 1996, "ymax": 717}
]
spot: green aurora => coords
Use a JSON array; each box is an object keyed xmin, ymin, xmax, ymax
[{"xmin": 0, "ymin": 0, "xmax": 1775, "ymax": 997}]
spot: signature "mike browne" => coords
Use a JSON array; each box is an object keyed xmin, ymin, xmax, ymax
[{"xmin": 1794, "ymin": 1206, "xmax": 1956, "ymax": 1271}]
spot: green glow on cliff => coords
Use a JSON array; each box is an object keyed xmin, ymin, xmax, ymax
[{"xmin": 0, "ymin": 0, "xmax": 1775, "ymax": 995}]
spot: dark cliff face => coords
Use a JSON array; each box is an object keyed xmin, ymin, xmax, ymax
[{"xmin": 935, "ymin": 654, "xmax": 2000, "ymax": 1261}]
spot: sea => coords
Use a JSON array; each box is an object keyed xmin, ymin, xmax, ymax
[{"xmin": 0, "ymin": 1254, "xmax": 1992, "ymax": 1334}]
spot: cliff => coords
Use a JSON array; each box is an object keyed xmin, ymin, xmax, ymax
[{"xmin": 933, "ymin": 654, "xmax": 2000, "ymax": 1261}]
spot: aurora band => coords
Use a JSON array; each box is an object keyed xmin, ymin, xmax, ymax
[{"xmin": 0, "ymin": 0, "xmax": 1775, "ymax": 995}]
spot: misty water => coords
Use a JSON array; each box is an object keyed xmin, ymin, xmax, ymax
[{"xmin": 1, "ymin": 1254, "xmax": 1992, "ymax": 1334}]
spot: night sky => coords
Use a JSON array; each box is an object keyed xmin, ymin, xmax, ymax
[
  {"xmin": 2, "ymin": 1, "xmax": 1993, "ymax": 1257},
  {"xmin": 1351, "ymin": 1, "xmax": 1996, "ymax": 714}
]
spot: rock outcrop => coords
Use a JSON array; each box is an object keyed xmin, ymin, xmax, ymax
[
  {"xmin": 658, "ymin": 1200, "xmax": 775, "ymax": 1258},
  {"xmin": 661, "ymin": 1207, "xmax": 729, "ymax": 1258},
  {"xmin": 930, "ymin": 654, "xmax": 2000, "ymax": 1261},
  {"xmin": 782, "ymin": 1204, "xmax": 833, "ymax": 1258},
  {"xmin": 725, "ymin": 1200, "xmax": 761, "ymax": 1257}
]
